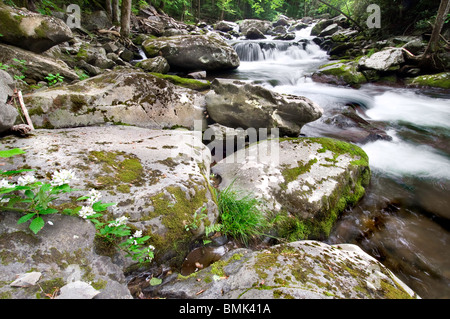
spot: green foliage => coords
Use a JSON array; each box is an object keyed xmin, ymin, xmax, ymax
[
  {"xmin": 216, "ymin": 182, "xmax": 269, "ymax": 246},
  {"xmin": 184, "ymin": 206, "xmax": 207, "ymax": 232},
  {"xmin": 44, "ymin": 73, "xmax": 64, "ymax": 86}
]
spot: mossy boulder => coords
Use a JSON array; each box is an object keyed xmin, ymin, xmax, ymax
[
  {"xmin": 0, "ymin": 4, "xmax": 73, "ymax": 53},
  {"xmin": 211, "ymin": 137, "xmax": 370, "ymax": 241},
  {"xmin": 22, "ymin": 68, "xmax": 207, "ymax": 130},
  {"xmin": 312, "ymin": 60, "xmax": 367, "ymax": 87},
  {"xmin": 136, "ymin": 56, "xmax": 170, "ymax": 74},
  {"xmin": 152, "ymin": 241, "xmax": 419, "ymax": 299},
  {"xmin": 407, "ymin": 72, "xmax": 450, "ymax": 89},
  {"xmin": 1, "ymin": 125, "xmax": 219, "ymax": 269},
  {"xmin": 0, "ymin": 43, "xmax": 79, "ymax": 83}
]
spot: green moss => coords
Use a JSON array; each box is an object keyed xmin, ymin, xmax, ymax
[
  {"xmin": 317, "ymin": 61, "xmax": 367, "ymax": 86},
  {"xmin": 281, "ymin": 158, "xmax": 318, "ymax": 185},
  {"xmin": 150, "ymin": 73, "xmax": 210, "ymax": 91},
  {"xmin": 408, "ymin": 72, "xmax": 450, "ymax": 89},
  {"xmin": 36, "ymin": 277, "xmax": 65, "ymax": 299},
  {"xmin": 87, "ymin": 150, "xmax": 144, "ymax": 193},
  {"xmin": 145, "ymin": 185, "xmax": 209, "ymax": 267}
]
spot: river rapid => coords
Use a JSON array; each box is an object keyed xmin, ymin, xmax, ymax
[{"xmin": 224, "ymin": 26, "xmax": 450, "ymax": 299}]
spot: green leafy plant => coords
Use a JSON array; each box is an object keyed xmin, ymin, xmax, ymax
[
  {"xmin": 0, "ymin": 148, "xmax": 154, "ymax": 264},
  {"xmin": 0, "ymin": 63, "xmax": 9, "ymax": 70},
  {"xmin": 45, "ymin": 73, "xmax": 64, "ymax": 86},
  {"xmin": 216, "ymin": 183, "xmax": 269, "ymax": 246},
  {"xmin": 185, "ymin": 206, "xmax": 207, "ymax": 232}
]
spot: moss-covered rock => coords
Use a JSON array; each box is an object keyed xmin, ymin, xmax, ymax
[
  {"xmin": 1, "ymin": 125, "xmax": 219, "ymax": 269},
  {"xmin": 407, "ymin": 72, "xmax": 450, "ymax": 89},
  {"xmin": 152, "ymin": 241, "xmax": 419, "ymax": 299},
  {"xmin": 0, "ymin": 4, "xmax": 73, "ymax": 53},
  {"xmin": 22, "ymin": 68, "xmax": 207, "ymax": 130},
  {"xmin": 211, "ymin": 137, "xmax": 370, "ymax": 241},
  {"xmin": 312, "ymin": 60, "xmax": 367, "ymax": 87}
]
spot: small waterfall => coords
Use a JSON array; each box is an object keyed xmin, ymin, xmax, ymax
[{"xmin": 232, "ymin": 40, "xmax": 326, "ymax": 62}]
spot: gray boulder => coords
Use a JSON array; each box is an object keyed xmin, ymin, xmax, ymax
[
  {"xmin": 0, "ymin": 70, "xmax": 17, "ymax": 133},
  {"xmin": 0, "ymin": 211, "xmax": 132, "ymax": 299},
  {"xmin": 318, "ymin": 23, "xmax": 339, "ymax": 37},
  {"xmin": 245, "ymin": 27, "xmax": 267, "ymax": 40},
  {"xmin": 310, "ymin": 19, "xmax": 334, "ymax": 36},
  {"xmin": 0, "ymin": 43, "xmax": 79, "ymax": 82},
  {"xmin": 211, "ymin": 137, "xmax": 370, "ymax": 240},
  {"xmin": 136, "ymin": 56, "xmax": 170, "ymax": 74},
  {"xmin": 205, "ymin": 79, "xmax": 323, "ymax": 136},
  {"xmin": 239, "ymin": 19, "xmax": 271, "ymax": 35},
  {"xmin": 142, "ymin": 34, "xmax": 240, "ymax": 72},
  {"xmin": 358, "ymin": 48, "xmax": 405, "ymax": 72},
  {"xmin": 215, "ymin": 21, "xmax": 237, "ymax": 32},
  {"xmin": 153, "ymin": 241, "xmax": 419, "ymax": 299},
  {"xmin": 1, "ymin": 125, "xmax": 218, "ymax": 270},
  {"xmin": 22, "ymin": 68, "xmax": 207, "ymax": 130},
  {"xmin": 0, "ymin": 4, "xmax": 73, "ymax": 53}
]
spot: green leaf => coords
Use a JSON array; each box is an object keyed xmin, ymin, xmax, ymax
[
  {"xmin": 17, "ymin": 213, "xmax": 36, "ymax": 224},
  {"xmin": 149, "ymin": 277, "xmax": 162, "ymax": 286},
  {"xmin": 92, "ymin": 201, "xmax": 116, "ymax": 212},
  {"xmin": 24, "ymin": 190, "xmax": 35, "ymax": 199},
  {"xmin": 0, "ymin": 169, "xmax": 35, "ymax": 176},
  {"xmin": 29, "ymin": 216, "xmax": 45, "ymax": 234},
  {"xmin": 39, "ymin": 208, "xmax": 59, "ymax": 215},
  {"xmin": 0, "ymin": 148, "xmax": 26, "ymax": 158}
]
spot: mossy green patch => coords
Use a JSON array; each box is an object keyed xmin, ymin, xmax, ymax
[
  {"xmin": 150, "ymin": 72, "xmax": 210, "ymax": 91},
  {"xmin": 87, "ymin": 150, "xmax": 144, "ymax": 193},
  {"xmin": 145, "ymin": 184, "xmax": 209, "ymax": 267},
  {"xmin": 408, "ymin": 72, "xmax": 450, "ymax": 89}
]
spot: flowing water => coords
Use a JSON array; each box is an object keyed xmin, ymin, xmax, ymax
[{"xmin": 225, "ymin": 26, "xmax": 450, "ymax": 299}]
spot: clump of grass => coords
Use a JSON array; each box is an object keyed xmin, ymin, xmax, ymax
[{"xmin": 216, "ymin": 183, "xmax": 269, "ymax": 246}]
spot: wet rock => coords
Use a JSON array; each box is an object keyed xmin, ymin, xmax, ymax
[
  {"xmin": 310, "ymin": 19, "xmax": 334, "ymax": 36},
  {"xmin": 205, "ymin": 79, "xmax": 323, "ymax": 136},
  {"xmin": 407, "ymin": 72, "xmax": 450, "ymax": 89},
  {"xmin": 23, "ymin": 68, "xmax": 207, "ymax": 130},
  {"xmin": 0, "ymin": 4, "xmax": 73, "ymax": 53},
  {"xmin": 318, "ymin": 23, "xmax": 339, "ymax": 37},
  {"xmin": 153, "ymin": 241, "xmax": 419, "ymax": 299},
  {"xmin": 215, "ymin": 21, "xmax": 237, "ymax": 32},
  {"xmin": 245, "ymin": 27, "xmax": 267, "ymax": 40},
  {"xmin": 142, "ymin": 34, "xmax": 240, "ymax": 72},
  {"xmin": 312, "ymin": 60, "xmax": 367, "ymax": 87}
]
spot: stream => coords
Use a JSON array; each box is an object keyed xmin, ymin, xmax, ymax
[{"xmin": 224, "ymin": 26, "xmax": 450, "ymax": 299}]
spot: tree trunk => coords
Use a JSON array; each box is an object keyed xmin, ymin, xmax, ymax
[
  {"xmin": 419, "ymin": 0, "xmax": 450, "ymax": 71},
  {"xmin": 424, "ymin": 0, "xmax": 450, "ymax": 56},
  {"xmin": 105, "ymin": 0, "xmax": 112, "ymax": 19},
  {"xmin": 120, "ymin": 0, "xmax": 132, "ymax": 37},
  {"xmin": 112, "ymin": 0, "xmax": 120, "ymax": 25}
]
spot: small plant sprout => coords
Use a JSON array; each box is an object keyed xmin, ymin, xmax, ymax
[{"xmin": 45, "ymin": 73, "xmax": 64, "ymax": 86}]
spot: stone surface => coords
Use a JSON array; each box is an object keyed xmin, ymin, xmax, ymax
[
  {"xmin": 55, "ymin": 281, "xmax": 101, "ymax": 299},
  {"xmin": 358, "ymin": 48, "xmax": 405, "ymax": 72},
  {"xmin": 1, "ymin": 125, "xmax": 218, "ymax": 269},
  {"xmin": 211, "ymin": 137, "xmax": 370, "ymax": 240},
  {"xmin": 239, "ymin": 19, "xmax": 271, "ymax": 35},
  {"xmin": 0, "ymin": 43, "xmax": 79, "ymax": 82},
  {"xmin": 205, "ymin": 79, "xmax": 323, "ymax": 136},
  {"xmin": 10, "ymin": 272, "xmax": 42, "ymax": 288},
  {"xmin": 142, "ymin": 34, "xmax": 240, "ymax": 72},
  {"xmin": 136, "ymin": 56, "xmax": 170, "ymax": 74},
  {"xmin": 0, "ymin": 4, "xmax": 73, "ymax": 53},
  {"xmin": 152, "ymin": 241, "xmax": 419, "ymax": 299},
  {"xmin": 22, "ymin": 68, "xmax": 207, "ymax": 130}
]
